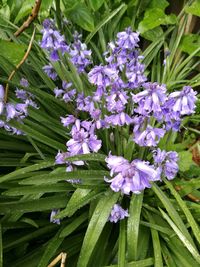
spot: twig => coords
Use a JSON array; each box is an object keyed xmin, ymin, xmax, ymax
[
  {"xmin": 175, "ymin": 185, "xmax": 200, "ymax": 203},
  {"xmin": 48, "ymin": 253, "xmax": 62, "ymax": 267},
  {"xmin": 14, "ymin": 0, "xmax": 42, "ymax": 37},
  {"xmin": 48, "ymin": 252, "xmax": 67, "ymax": 267},
  {"xmin": 61, "ymin": 253, "xmax": 67, "ymax": 267},
  {"xmin": 4, "ymin": 27, "xmax": 36, "ymax": 103}
]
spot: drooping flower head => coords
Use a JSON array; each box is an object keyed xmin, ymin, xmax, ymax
[
  {"xmin": 153, "ymin": 148, "xmax": 179, "ymax": 180},
  {"xmin": 105, "ymin": 153, "xmax": 160, "ymax": 194},
  {"xmin": 108, "ymin": 204, "xmax": 129, "ymax": 223},
  {"xmin": 168, "ymin": 86, "xmax": 197, "ymax": 116}
]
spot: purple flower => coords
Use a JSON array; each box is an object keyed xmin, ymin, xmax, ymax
[
  {"xmin": 133, "ymin": 125, "xmax": 166, "ymax": 147},
  {"xmin": 50, "ymin": 209, "xmax": 60, "ymax": 225},
  {"xmin": 43, "ymin": 65, "xmax": 57, "ymax": 80},
  {"xmin": 168, "ymin": 86, "xmax": 197, "ymax": 116},
  {"xmin": 0, "ymin": 85, "xmax": 4, "ymax": 114},
  {"xmin": 67, "ymin": 122, "xmax": 101, "ymax": 155},
  {"xmin": 105, "ymin": 112, "xmax": 133, "ymax": 127},
  {"xmin": 109, "ymin": 204, "xmax": 129, "ymax": 223},
  {"xmin": 88, "ymin": 65, "xmax": 118, "ymax": 87},
  {"xmin": 61, "ymin": 115, "xmax": 76, "ymax": 127},
  {"xmin": 20, "ymin": 78, "xmax": 29, "ymax": 87},
  {"xmin": 54, "ymin": 82, "xmax": 76, "ymax": 103},
  {"xmin": 153, "ymin": 148, "xmax": 179, "ymax": 180},
  {"xmin": 105, "ymin": 153, "xmax": 160, "ymax": 194},
  {"xmin": 106, "ymin": 90, "xmax": 128, "ymax": 113},
  {"xmin": 40, "ymin": 20, "xmax": 68, "ymax": 61},
  {"xmin": 116, "ymin": 27, "xmax": 139, "ymax": 49},
  {"xmin": 69, "ymin": 32, "xmax": 92, "ymax": 73},
  {"xmin": 133, "ymin": 82, "xmax": 167, "ymax": 117},
  {"xmin": 55, "ymin": 150, "xmax": 84, "ymax": 172},
  {"xmin": 76, "ymin": 93, "xmax": 95, "ymax": 113}
]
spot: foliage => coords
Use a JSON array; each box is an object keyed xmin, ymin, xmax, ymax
[{"xmin": 0, "ymin": 0, "xmax": 199, "ymax": 267}]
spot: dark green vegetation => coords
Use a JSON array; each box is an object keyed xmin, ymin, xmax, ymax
[{"xmin": 0, "ymin": 0, "xmax": 199, "ymax": 266}]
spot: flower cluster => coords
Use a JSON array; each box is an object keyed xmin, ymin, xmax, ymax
[
  {"xmin": 39, "ymin": 25, "xmax": 197, "ymax": 222},
  {"xmin": 0, "ymin": 79, "xmax": 38, "ymax": 135},
  {"xmin": 41, "ymin": 19, "xmax": 91, "ymax": 73}
]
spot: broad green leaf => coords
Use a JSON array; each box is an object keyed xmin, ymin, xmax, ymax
[
  {"xmin": 185, "ymin": 0, "xmax": 200, "ymax": 17},
  {"xmin": 77, "ymin": 191, "xmax": 119, "ymax": 267},
  {"xmin": 141, "ymin": 26, "xmax": 163, "ymax": 41},
  {"xmin": 160, "ymin": 209, "xmax": 200, "ymax": 264},
  {"xmin": 0, "ymin": 40, "xmax": 26, "ymax": 65},
  {"xmin": 138, "ymin": 8, "xmax": 176, "ymax": 33},
  {"xmin": 65, "ymin": 3, "xmax": 94, "ymax": 32},
  {"xmin": 148, "ymin": 0, "xmax": 169, "ymax": 10},
  {"xmin": 0, "ymin": 4, "xmax": 10, "ymax": 20},
  {"xmin": 88, "ymin": 0, "xmax": 105, "ymax": 11},
  {"xmin": 178, "ymin": 151, "xmax": 195, "ymax": 172},
  {"xmin": 127, "ymin": 193, "xmax": 143, "ymax": 261},
  {"xmin": 180, "ymin": 34, "xmax": 200, "ymax": 57}
]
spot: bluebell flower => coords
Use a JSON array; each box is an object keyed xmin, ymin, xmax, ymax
[
  {"xmin": 153, "ymin": 148, "xmax": 179, "ymax": 180},
  {"xmin": 133, "ymin": 124, "xmax": 165, "ymax": 147},
  {"xmin": 109, "ymin": 204, "xmax": 129, "ymax": 223},
  {"xmin": 105, "ymin": 153, "xmax": 160, "ymax": 194}
]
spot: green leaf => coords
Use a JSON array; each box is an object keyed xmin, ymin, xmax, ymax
[
  {"xmin": 152, "ymin": 184, "xmax": 195, "ymax": 247},
  {"xmin": 14, "ymin": 0, "xmax": 34, "ymax": 23},
  {"xmin": 163, "ymin": 178, "xmax": 200, "ymax": 245},
  {"xmin": 65, "ymin": 153, "xmax": 106, "ymax": 162},
  {"xmin": 185, "ymin": 0, "xmax": 200, "ymax": 17},
  {"xmin": 0, "ymin": 160, "xmax": 55, "ymax": 184},
  {"xmin": 141, "ymin": 26, "xmax": 163, "ymax": 41},
  {"xmin": 0, "ymin": 224, "xmax": 2, "ymax": 267},
  {"xmin": 38, "ymin": 227, "xmax": 64, "ymax": 267},
  {"xmin": 138, "ymin": 8, "xmax": 176, "ymax": 33},
  {"xmin": 160, "ymin": 208, "xmax": 200, "ymax": 264},
  {"xmin": 180, "ymin": 34, "xmax": 200, "ymax": 57},
  {"xmin": 3, "ymin": 184, "xmax": 73, "ymax": 196},
  {"xmin": 77, "ymin": 191, "xmax": 119, "ymax": 267},
  {"xmin": 59, "ymin": 212, "xmax": 88, "ymax": 237},
  {"xmin": 0, "ymin": 4, "xmax": 10, "ymax": 20},
  {"xmin": 88, "ymin": 0, "xmax": 105, "ymax": 11},
  {"xmin": 85, "ymin": 3, "xmax": 126, "ymax": 43},
  {"xmin": 148, "ymin": 0, "xmax": 169, "ymax": 10},
  {"xmin": 178, "ymin": 151, "xmax": 195, "ymax": 172},
  {"xmin": 0, "ymin": 40, "xmax": 26, "ymax": 65},
  {"xmin": 127, "ymin": 193, "xmax": 143, "ymax": 261},
  {"xmin": 65, "ymin": 3, "xmax": 94, "ymax": 32},
  {"xmin": 104, "ymin": 257, "xmax": 154, "ymax": 267},
  {"xmin": 55, "ymin": 188, "xmax": 103, "ymax": 219},
  {"xmin": 20, "ymin": 170, "xmax": 108, "ymax": 185},
  {"xmin": 118, "ymin": 219, "xmax": 127, "ymax": 267},
  {"xmin": 147, "ymin": 213, "xmax": 163, "ymax": 267},
  {"xmin": 0, "ymin": 195, "xmax": 68, "ymax": 213}
]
